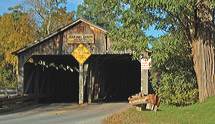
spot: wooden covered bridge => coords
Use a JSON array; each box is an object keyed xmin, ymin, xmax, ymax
[{"xmin": 12, "ymin": 18, "xmax": 149, "ymax": 104}]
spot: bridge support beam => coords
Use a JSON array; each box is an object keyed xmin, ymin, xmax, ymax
[
  {"xmin": 79, "ymin": 64, "xmax": 84, "ymax": 104},
  {"xmin": 141, "ymin": 67, "xmax": 148, "ymax": 94},
  {"xmin": 140, "ymin": 53, "xmax": 149, "ymax": 95},
  {"xmin": 17, "ymin": 55, "xmax": 24, "ymax": 95}
]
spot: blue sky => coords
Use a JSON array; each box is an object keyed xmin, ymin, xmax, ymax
[
  {"xmin": 145, "ymin": 25, "xmax": 165, "ymax": 37},
  {"xmin": 0, "ymin": 0, "xmax": 83, "ymax": 14},
  {"xmin": 0, "ymin": 0, "xmax": 164, "ymax": 37},
  {"xmin": 0, "ymin": 0, "xmax": 23, "ymax": 14}
]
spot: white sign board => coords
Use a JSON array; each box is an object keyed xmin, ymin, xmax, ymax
[{"xmin": 141, "ymin": 58, "xmax": 151, "ymax": 70}]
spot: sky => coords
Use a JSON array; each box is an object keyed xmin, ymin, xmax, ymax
[
  {"xmin": 145, "ymin": 25, "xmax": 165, "ymax": 37},
  {"xmin": 0, "ymin": 0, "xmax": 23, "ymax": 14},
  {"xmin": 0, "ymin": 0, "xmax": 164, "ymax": 37},
  {"xmin": 0, "ymin": 0, "xmax": 83, "ymax": 14}
]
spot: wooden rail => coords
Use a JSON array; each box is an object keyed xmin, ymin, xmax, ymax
[
  {"xmin": 0, "ymin": 95, "xmax": 37, "ymax": 113},
  {"xmin": 0, "ymin": 95, "xmax": 35, "ymax": 106}
]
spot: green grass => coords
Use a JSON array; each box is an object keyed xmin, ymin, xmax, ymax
[{"xmin": 104, "ymin": 97, "xmax": 215, "ymax": 124}]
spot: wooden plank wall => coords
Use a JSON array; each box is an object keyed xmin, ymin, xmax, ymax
[
  {"xmin": 16, "ymin": 20, "xmax": 147, "ymax": 104},
  {"xmin": 16, "ymin": 21, "xmax": 109, "ymax": 100}
]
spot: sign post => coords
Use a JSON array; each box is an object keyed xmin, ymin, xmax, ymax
[
  {"xmin": 140, "ymin": 57, "xmax": 151, "ymax": 95},
  {"xmin": 78, "ymin": 64, "xmax": 84, "ymax": 104},
  {"xmin": 71, "ymin": 44, "xmax": 91, "ymax": 104}
]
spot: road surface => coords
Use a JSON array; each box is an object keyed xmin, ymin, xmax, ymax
[{"xmin": 0, "ymin": 102, "xmax": 128, "ymax": 124}]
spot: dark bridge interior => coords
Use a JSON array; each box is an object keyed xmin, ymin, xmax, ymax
[
  {"xmin": 24, "ymin": 54, "xmax": 140, "ymax": 103},
  {"xmin": 87, "ymin": 55, "xmax": 141, "ymax": 102},
  {"xmin": 24, "ymin": 55, "xmax": 79, "ymax": 103}
]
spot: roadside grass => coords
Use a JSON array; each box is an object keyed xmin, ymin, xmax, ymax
[{"xmin": 104, "ymin": 96, "xmax": 215, "ymax": 124}]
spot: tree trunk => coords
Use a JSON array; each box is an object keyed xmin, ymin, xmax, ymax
[
  {"xmin": 192, "ymin": 0, "xmax": 215, "ymax": 102},
  {"xmin": 192, "ymin": 38, "xmax": 215, "ymax": 102}
]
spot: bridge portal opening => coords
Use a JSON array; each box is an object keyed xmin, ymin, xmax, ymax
[
  {"xmin": 86, "ymin": 55, "xmax": 141, "ymax": 102},
  {"xmin": 24, "ymin": 55, "xmax": 79, "ymax": 103},
  {"xmin": 23, "ymin": 54, "xmax": 141, "ymax": 103}
]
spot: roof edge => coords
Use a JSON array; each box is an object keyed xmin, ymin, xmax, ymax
[{"xmin": 12, "ymin": 18, "xmax": 108, "ymax": 55}]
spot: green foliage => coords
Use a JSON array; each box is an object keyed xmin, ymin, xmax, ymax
[
  {"xmin": 77, "ymin": 0, "xmax": 121, "ymax": 30},
  {"xmin": 0, "ymin": 64, "xmax": 17, "ymax": 88},
  {"xmin": 78, "ymin": 0, "xmax": 199, "ymax": 105},
  {"xmin": 151, "ymin": 33, "xmax": 192, "ymax": 72},
  {"xmin": 154, "ymin": 73, "xmax": 198, "ymax": 106},
  {"xmin": 151, "ymin": 33, "xmax": 198, "ymax": 105},
  {"xmin": 77, "ymin": 0, "xmax": 149, "ymax": 57}
]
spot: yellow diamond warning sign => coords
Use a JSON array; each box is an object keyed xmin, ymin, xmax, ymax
[{"xmin": 71, "ymin": 44, "xmax": 91, "ymax": 65}]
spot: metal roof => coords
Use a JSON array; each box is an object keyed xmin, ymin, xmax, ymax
[{"xmin": 12, "ymin": 18, "xmax": 108, "ymax": 55}]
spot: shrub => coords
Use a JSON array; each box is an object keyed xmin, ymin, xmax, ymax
[
  {"xmin": 0, "ymin": 65, "xmax": 18, "ymax": 89},
  {"xmin": 152, "ymin": 72, "xmax": 198, "ymax": 106},
  {"xmin": 150, "ymin": 34, "xmax": 198, "ymax": 106}
]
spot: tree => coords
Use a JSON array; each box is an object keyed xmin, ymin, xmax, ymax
[
  {"xmin": 0, "ymin": 5, "xmax": 37, "ymax": 88},
  {"xmin": 151, "ymin": 33, "xmax": 198, "ymax": 105},
  {"xmin": 78, "ymin": 0, "xmax": 215, "ymax": 102},
  {"xmin": 77, "ymin": 0, "xmax": 149, "ymax": 57},
  {"xmin": 130, "ymin": 0, "xmax": 215, "ymax": 102},
  {"xmin": 25, "ymin": 0, "xmax": 74, "ymax": 36},
  {"xmin": 0, "ymin": 6, "xmax": 37, "ymax": 66},
  {"xmin": 77, "ymin": 0, "xmax": 121, "ymax": 30}
]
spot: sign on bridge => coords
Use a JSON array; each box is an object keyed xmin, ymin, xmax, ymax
[
  {"xmin": 67, "ymin": 34, "xmax": 94, "ymax": 44},
  {"xmin": 141, "ymin": 58, "xmax": 151, "ymax": 70},
  {"xmin": 71, "ymin": 44, "xmax": 91, "ymax": 65}
]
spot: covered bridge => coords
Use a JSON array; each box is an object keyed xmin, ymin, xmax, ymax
[{"xmin": 12, "ymin": 18, "xmax": 149, "ymax": 104}]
